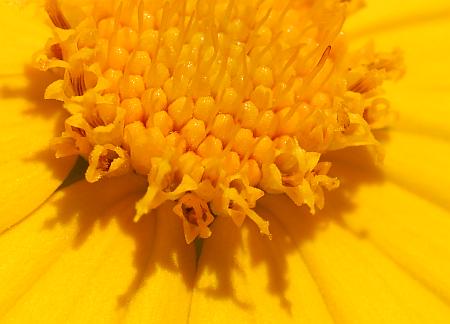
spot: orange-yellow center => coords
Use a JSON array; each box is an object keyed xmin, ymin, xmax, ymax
[{"xmin": 36, "ymin": 0, "xmax": 403, "ymax": 243}]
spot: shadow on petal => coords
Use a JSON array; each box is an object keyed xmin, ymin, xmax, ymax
[
  {"xmin": 0, "ymin": 65, "xmax": 75, "ymax": 233},
  {"xmin": 38, "ymin": 175, "xmax": 197, "ymax": 318},
  {"xmin": 0, "ymin": 66, "xmax": 63, "ymax": 121},
  {"xmin": 190, "ymin": 145, "xmax": 386, "ymax": 321}
]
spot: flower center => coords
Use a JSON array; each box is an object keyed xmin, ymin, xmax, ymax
[{"xmin": 36, "ymin": 0, "xmax": 403, "ymax": 243}]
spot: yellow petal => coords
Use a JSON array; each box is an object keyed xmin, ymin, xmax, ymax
[
  {"xmin": 260, "ymin": 194, "xmax": 450, "ymax": 323},
  {"xmin": 0, "ymin": 74, "xmax": 77, "ymax": 232},
  {"xmin": 379, "ymin": 18, "xmax": 450, "ymax": 140},
  {"xmin": 0, "ymin": 2, "xmax": 50, "ymax": 75},
  {"xmin": 0, "ymin": 2, "xmax": 75, "ymax": 231},
  {"xmin": 382, "ymin": 130, "xmax": 450, "ymax": 210},
  {"xmin": 0, "ymin": 175, "xmax": 196, "ymax": 323},
  {"xmin": 190, "ymin": 216, "xmax": 333, "ymax": 323},
  {"xmin": 345, "ymin": 0, "xmax": 450, "ymax": 38},
  {"xmin": 332, "ymin": 163, "xmax": 450, "ymax": 306},
  {"xmin": 330, "ymin": 130, "xmax": 450, "ymax": 210},
  {"xmin": 123, "ymin": 202, "xmax": 197, "ymax": 323},
  {"xmin": 343, "ymin": 7, "xmax": 450, "ymax": 207},
  {"xmin": 346, "ymin": 5, "xmax": 450, "ymax": 140},
  {"xmin": 0, "ymin": 175, "xmax": 143, "ymax": 318},
  {"xmin": 390, "ymin": 89, "xmax": 450, "ymax": 141}
]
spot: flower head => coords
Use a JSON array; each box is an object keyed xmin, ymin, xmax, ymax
[
  {"xmin": 36, "ymin": 0, "xmax": 401, "ymax": 243},
  {"xmin": 1, "ymin": 0, "xmax": 450, "ymax": 322}
]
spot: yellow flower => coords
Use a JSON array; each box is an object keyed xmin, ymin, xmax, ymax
[{"xmin": 0, "ymin": 0, "xmax": 449, "ymax": 323}]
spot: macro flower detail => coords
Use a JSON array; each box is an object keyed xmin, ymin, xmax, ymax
[
  {"xmin": 34, "ymin": 0, "xmax": 402, "ymax": 243},
  {"xmin": 2, "ymin": 0, "xmax": 450, "ymax": 322}
]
